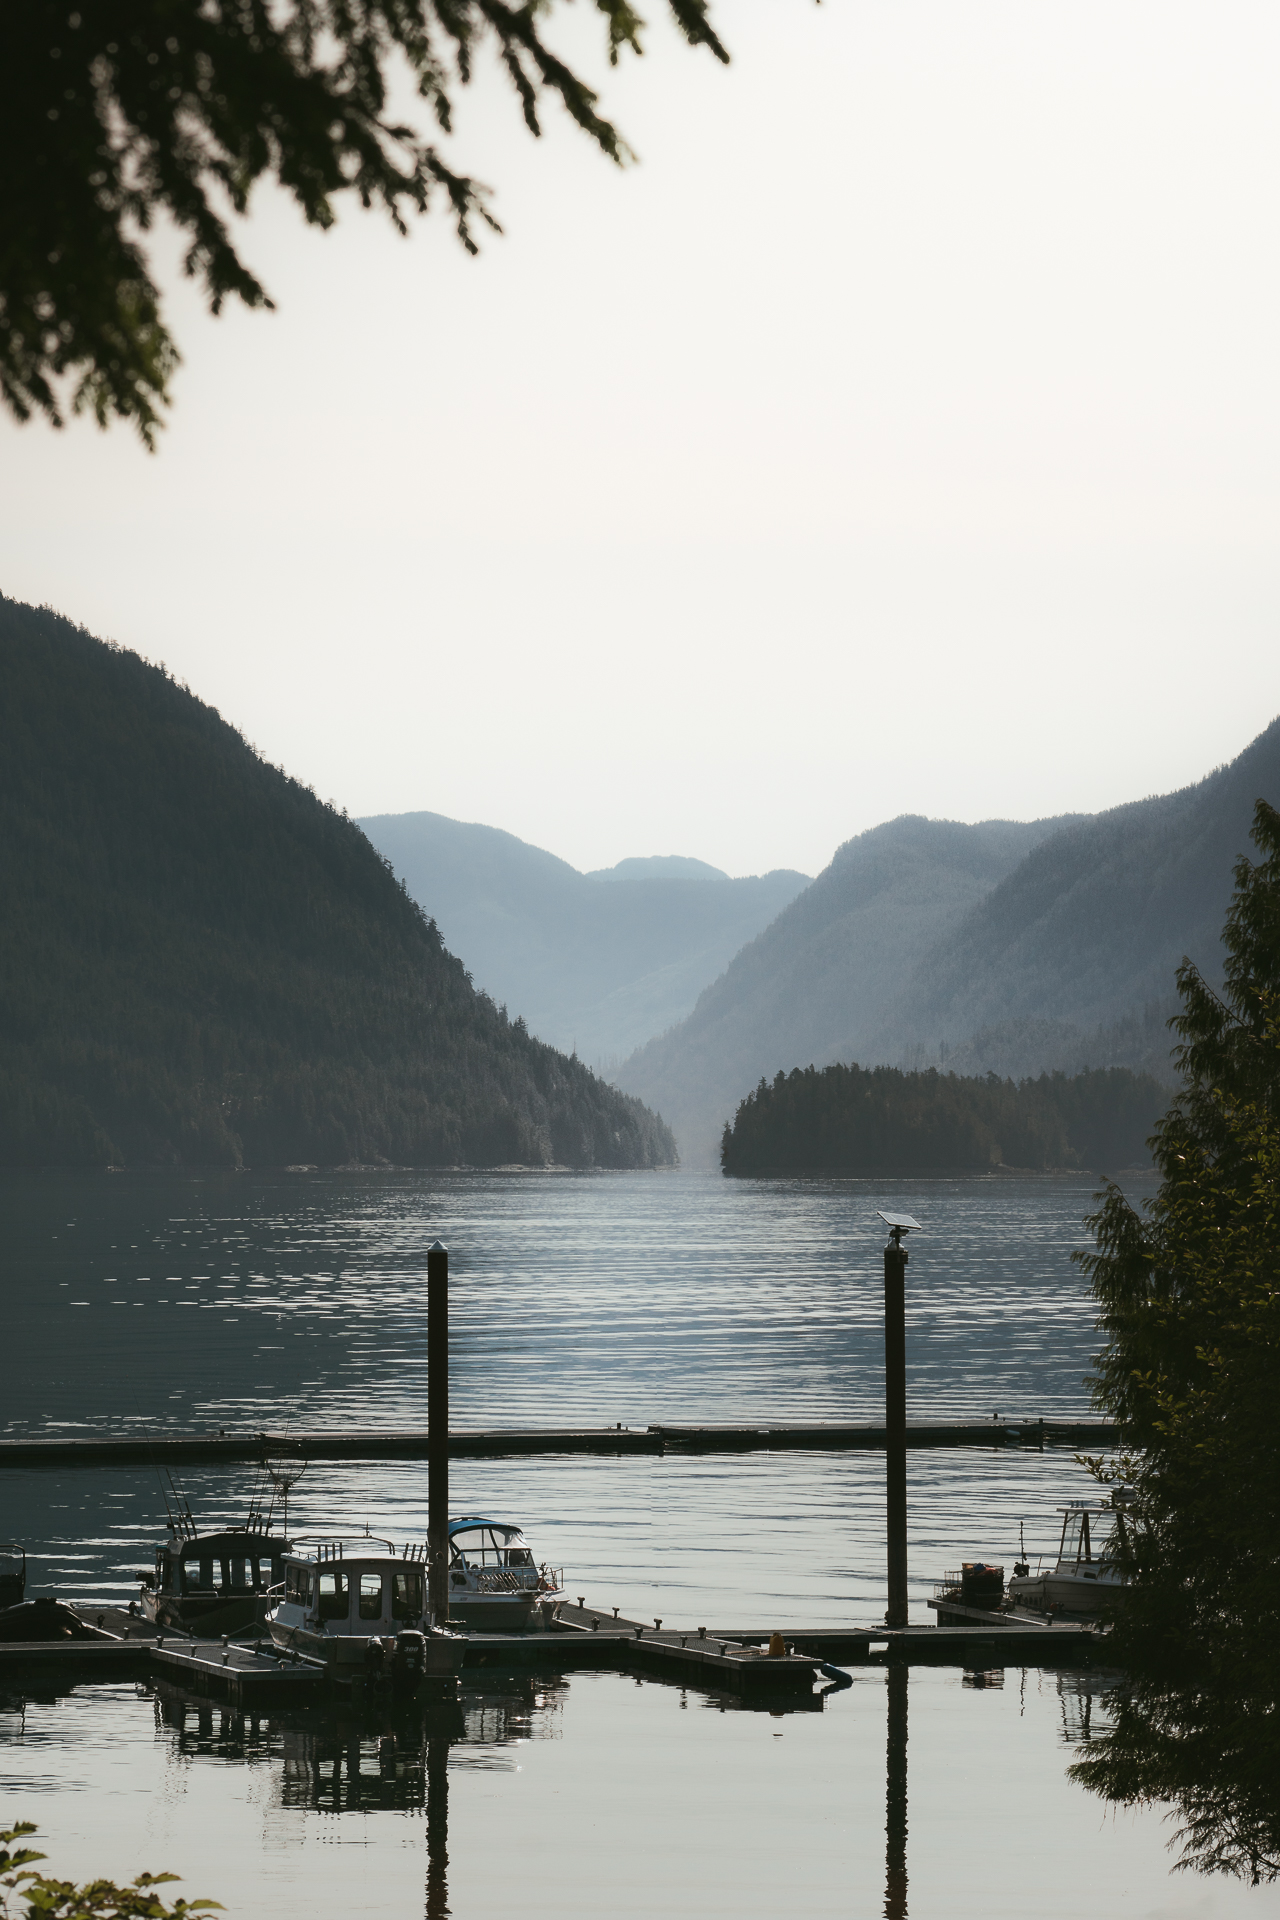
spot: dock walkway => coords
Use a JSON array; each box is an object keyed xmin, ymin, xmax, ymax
[
  {"xmin": 0, "ymin": 1417, "xmax": 1115, "ymax": 1469},
  {"xmin": 0, "ymin": 1598, "xmax": 1102, "ymax": 1703}
]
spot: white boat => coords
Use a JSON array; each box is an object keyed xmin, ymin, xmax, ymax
[
  {"xmin": 266, "ymin": 1537, "xmax": 466, "ymax": 1690},
  {"xmin": 445, "ymin": 1516, "xmax": 564, "ymax": 1632},
  {"xmin": 1005, "ymin": 1498, "xmax": 1127, "ymax": 1615}
]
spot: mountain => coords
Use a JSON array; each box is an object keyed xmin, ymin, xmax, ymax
[
  {"xmin": 618, "ymin": 718, "xmax": 1280, "ymax": 1166},
  {"xmin": 869, "ymin": 719, "xmax": 1280, "ymax": 1065},
  {"xmin": 356, "ymin": 811, "xmax": 809, "ymax": 1068},
  {"xmin": 0, "ymin": 596, "xmax": 675, "ymax": 1170},
  {"xmin": 586, "ymin": 856, "xmax": 728, "ymax": 883},
  {"xmin": 614, "ymin": 814, "xmax": 1070, "ymax": 1163}
]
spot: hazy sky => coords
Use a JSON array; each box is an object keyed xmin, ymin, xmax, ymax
[{"xmin": 4, "ymin": 0, "xmax": 1280, "ymax": 878}]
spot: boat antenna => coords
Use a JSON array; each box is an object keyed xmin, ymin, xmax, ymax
[
  {"xmin": 263, "ymin": 1454, "xmax": 307, "ymax": 1540},
  {"xmin": 1019, "ymin": 1520, "xmax": 1027, "ymax": 1560},
  {"xmin": 132, "ymin": 1390, "xmax": 195, "ymax": 1539}
]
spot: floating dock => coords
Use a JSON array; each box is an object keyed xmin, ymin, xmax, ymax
[
  {"xmin": 0, "ymin": 1416, "xmax": 1115, "ymax": 1469},
  {"xmin": 0, "ymin": 1594, "xmax": 1102, "ymax": 1705}
]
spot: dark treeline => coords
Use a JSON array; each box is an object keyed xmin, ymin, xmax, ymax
[
  {"xmin": 721, "ymin": 1060, "xmax": 1169, "ymax": 1176},
  {"xmin": 0, "ymin": 597, "xmax": 676, "ymax": 1170}
]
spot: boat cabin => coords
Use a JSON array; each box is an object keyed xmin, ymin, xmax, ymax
[
  {"xmin": 153, "ymin": 1528, "xmax": 288, "ymax": 1603},
  {"xmin": 449, "ymin": 1520, "xmax": 537, "ymax": 1577},
  {"xmin": 1052, "ymin": 1500, "xmax": 1124, "ymax": 1575},
  {"xmin": 279, "ymin": 1541, "xmax": 427, "ymax": 1636}
]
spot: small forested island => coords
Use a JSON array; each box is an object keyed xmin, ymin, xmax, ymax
[
  {"xmin": 0, "ymin": 596, "xmax": 675, "ymax": 1170},
  {"xmin": 720, "ymin": 1060, "xmax": 1168, "ymax": 1176}
]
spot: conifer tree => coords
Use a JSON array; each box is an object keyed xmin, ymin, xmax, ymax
[{"xmin": 1071, "ymin": 799, "xmax": 1280, "ymax": 1882}]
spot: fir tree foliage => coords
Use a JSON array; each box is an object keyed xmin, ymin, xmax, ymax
[
  {"xmin": 1070, "ymin": 799, "xmax": 1280, "ymax": 1882},
  {"xmin": 0, "ymin": 596, "xmax": 677, "ymax": 1171},
  {"xmin": 719, "ymin": 1060, "xmax": 1166, "ymax": 1177},
  {"xmin": 1, "ymin": 0, "xmax": 726, "ymax": 445}
]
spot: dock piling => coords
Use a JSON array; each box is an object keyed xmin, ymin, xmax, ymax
[
  {"xmin": 884, "ymin": 1231, "xmax": 909, "ymax": 1630},
  {"xmin": 427, "ymin": 1240, "xmax": 450, "ymax": 1627}
]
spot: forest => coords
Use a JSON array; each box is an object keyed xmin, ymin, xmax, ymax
[
  {"xmin": 720, "ymin": 1060, "xmax": 1168, "ymax": 1176},
  {"xmin": 0, "ymin": 597, "xmax": 676, "ymax": 1170}
]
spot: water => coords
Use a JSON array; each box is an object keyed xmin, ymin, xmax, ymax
[{"xmin": 4, "ymin": 1166, "xmax": 1275, "ymax": 1917}]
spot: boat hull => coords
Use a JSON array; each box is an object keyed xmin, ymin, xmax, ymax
[
  {"xmin": 443, "ymin": 1589, "xmax": 549, "ymax": 1633},
  {"xmin": 142, "ymin": 1589, "xmax": 272, "ymax": 1640},
  {"xmin": 1006, "ymin": 1572, "xmax": 1122, "ymax": 1616},
  {"xmin": 267, "ymin": 1620, "xmax": 466, "ymax": 1688}
]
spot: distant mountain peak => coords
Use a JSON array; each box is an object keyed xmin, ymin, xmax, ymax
[{"xmin": 586, "ymin": 855, "xmax": 730, "ymax": 883}]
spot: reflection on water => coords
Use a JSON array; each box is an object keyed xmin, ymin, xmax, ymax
[
  {"xmin": 1072, "ymin": 1670, "xmax": 1280, "ymax": 1886},
  {"xmin": 885, "ymin": 1666, "xmax": 908, "ymax": 1920},
  {"xmin": 2, "ymin": 1665, "xmax": 1269, "ymax": 1920}
]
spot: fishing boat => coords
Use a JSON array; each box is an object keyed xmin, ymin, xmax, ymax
[
  {"xmin": 138, "ymin": 1515, "xmax": 291, "ymax": 1639},
  {"xmin": 266, "ymin": 1537, "xmax": 466, "ymax": 1691},
  {"xmin": 930, "ymin": 1495, "xmax": 1130, "ymax": 1624},
  {"xmin": 1005, "ymin": 1498, "xmax": 1127, "ymax": 1615},
  {"xmin": 445, "ymin": 1516, "xmax": 564, "ymax": 1632}
]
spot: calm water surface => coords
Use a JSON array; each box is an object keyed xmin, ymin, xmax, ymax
[{"xmin": 5, "ymin": 1167, "xmax": 1274, "ymax": 1917}]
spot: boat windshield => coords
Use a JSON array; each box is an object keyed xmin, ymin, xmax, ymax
[
  {"xmin": 451, "ymin": 1528, "xmax": 533, "ymax": 1569},
  {"xmin": 1059, "ymin": 1510, "xmax": 1118, "ymax": 1565}
]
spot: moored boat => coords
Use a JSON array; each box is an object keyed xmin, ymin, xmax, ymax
[
  {"xmin": 267, "ymin": 1537, "xmax": 466, "ymax": 1691},
  {"xmin": 445, "ymin": 1516, "xmax": 564, "ymax": 1632},
  {"xmin": 931, "ymin": 1494, "xmax": 1129, "ymax": 1624},
  {"xmin": 1006, "ymin": 1498, "xmax": 1127, "ymax": 1615},
  {"xmin": 139, "ymin": 1518, "xmax": 291, "ymax": 1639}
]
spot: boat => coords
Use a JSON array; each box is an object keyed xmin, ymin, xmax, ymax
[
  {"xmin": 444, "ymin": 1515, "xmax": 564, "ymax": 1632},
  {"xmin": 138, "ymin": 1516, "xmax": 291, "ymax": 1639},
  {"xmin": 1005, "ymin": 1498, "xmax": 1127, "ymax": 1615},
  {"xmin": 0, "ymin": 1544, "xmax": 25, "ymax": 1609},
  {"xmin": 266, "ymin": 1537, "xmax": 466, "ymax": 1691},
  {"xmin": 930, "ymin": 1496, "xmax": 1129, "ymax": 1625}
]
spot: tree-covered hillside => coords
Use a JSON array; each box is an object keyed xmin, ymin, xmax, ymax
[
  {"xmin": 617, "ymin": 813, "xmax": 1069, "ymax": 1165},
  {"xmin": 358, "ymin": 809, "xmax": 808, "ymax": 1068},
  {"xmin": 721, "ymin": 1062, "xmax": 1168, "ymax": 1176},
  {"xmin": 0, "ymin": 597, "xmax": 676, "ymax": 1170}
]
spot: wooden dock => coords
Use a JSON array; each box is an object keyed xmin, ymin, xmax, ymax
[
  {"xmin": 0, "ymin": 1416, "xmax": 1115, "ymax": 1469},
  {"xmin": 545, "ymin": 1602, "xmax": 1101, "ymax": 1669},
  {"xmin": 0, "ymin": 1593, "xmax": 1101, "ymax": 1705}
]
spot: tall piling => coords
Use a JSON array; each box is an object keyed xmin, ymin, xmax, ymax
[
  {"xmin": 884, "ymin": 1232, "xmax": 909, "ymax": 1629},
  {"xmin": 427, "ymin": 1240, "xmax": 450, "ymax": 1626}
]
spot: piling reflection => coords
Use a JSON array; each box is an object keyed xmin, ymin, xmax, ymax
[{"xmin": 884, "ymin": 1666, "xmax": 908, "ymax": 1920}]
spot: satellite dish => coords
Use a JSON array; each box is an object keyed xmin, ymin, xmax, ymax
[{"xmin": 264, "ymin": 1455, "xmax": 307, "ymax": 1536}]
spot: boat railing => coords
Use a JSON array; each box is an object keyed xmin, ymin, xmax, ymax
[{"xmin": 471, "ymin": 1568, "xmax": 530, "ymax": 1594}]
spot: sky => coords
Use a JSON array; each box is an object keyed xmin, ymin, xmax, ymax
[{"xmin": 5, "ymin": 0, "xmax": 1280, "ymax": 879}]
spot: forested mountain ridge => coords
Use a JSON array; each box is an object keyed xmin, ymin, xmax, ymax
[
  {"xmin": 614, "ymin": 813, "xmax": 1070, "ymax": 1164},
  {"xmin": 618, "ymin": 720, "xmax": 1280, "ymax": 1167},
  {"xmin": 358, "ymin": 809, "xmax": 809, "ymax": 1067},
  {"xmin": 867, "ymin": 719, "xmax": 1280, "ymax": 1062},
  {"xmin": 0, "ymin": 597, "xmax": 675, "ymax": 1169}
]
